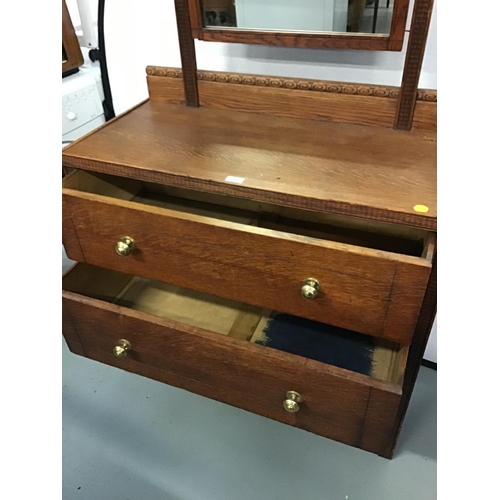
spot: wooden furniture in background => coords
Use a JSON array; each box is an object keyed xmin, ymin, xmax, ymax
[
  {"xmin": 62, "ymin": 0, "xmax": 83, "ymax": 77},
  {"xmin": 348, "ymin": 0, "xmax": 367, "ymax": 33}
]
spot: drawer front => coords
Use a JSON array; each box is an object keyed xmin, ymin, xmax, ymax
[
  {"xmin": 63, "ymin": 289, "xmax": 402, "ymax": 456},
  {"xmin": 63, "ymin": 189, "xmax": 431, "ymax": 344}
]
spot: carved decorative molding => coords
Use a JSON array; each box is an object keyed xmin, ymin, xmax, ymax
[{"xmin": 146, "ymin": 66, "xmax": 437, "ymax": 102}]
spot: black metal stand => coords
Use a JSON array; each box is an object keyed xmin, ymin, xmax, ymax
[{"xmin": 97, "ymin": 0, "xmax": 116, "ymax": 121}]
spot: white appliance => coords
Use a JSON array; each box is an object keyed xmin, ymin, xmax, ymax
[{"xmin": 62, "ymin": 52, "xmax": 105, "ymax": 144}]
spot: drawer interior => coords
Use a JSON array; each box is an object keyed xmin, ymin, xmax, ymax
[
  {"xmin": 63, "ymin": 170, "xmax": 433, "ymax": 258},
  {"xmin": 63, "ymin": 263, "xmax": 408, "ymax": 385}
]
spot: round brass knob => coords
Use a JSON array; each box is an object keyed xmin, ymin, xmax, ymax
[
  {"xmin": 115, "ymin": 236, "xmax": 135, "ymax": 256},
  {"xmin": 113, "ymin": 339, "xmax": 132, "ymax": 358},
  {"xmin": 301, "ymin": 278, "xmax": 321, "ymax": 300},
  {"xmin": 283, "ymin": 391, "xmax": 303, "ymax": 413}
]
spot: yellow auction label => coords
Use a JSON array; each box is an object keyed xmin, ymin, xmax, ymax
[{"xmin": 413, "ymin": 204, "xmax": 429, "ymax": 213}]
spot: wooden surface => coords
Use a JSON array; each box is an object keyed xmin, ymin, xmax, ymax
[
  {"xmin": 63, "ymin": 183, "xmax": 431, "ymax": 343},
  {"xmin": 146, "ymin": 66, "xmax": 436, "ymax": 103},
  {"xmin": 146, "ymin": 66, "xmax": 436, "ymax": 133},
  {"xmin": 395, "ymin": 0, "xmax": 435, "ymax": 130},
  {"xmin": 148, "ymin": 74, "xmax": 399, "ymax": 128},
  {"xmin": 174, "ymin": 0, "xmax": 199, "ymax": 106},
  {"xmin": 412, "ymin": 100, "xmax": 437, "ymax": 133},
  {"xmin": 62, "ymin": 100, "xmax": 437, "ymax": 230},
  {"xmin": 62, "ymin": 263, "xmax": 403, "ymax": 455},
  {"xmin": 62, "ymin": 195, "xmax": 85, "ymax": 263},
  {"xmin": 62, "ymin": 0, "xmax": 83, "ymax": 75},
  {"xmin": 388, "ymin": 0, "xmax": 410, "ymax": 50},
  {"xmin": 198, "ymin": 29, "xmax": 392, "ymax": 51},
  {"xmin": 62, "ymin": 299, "xmax": 85, "ymax": 356},
  {"xmin": 389, "ymin": 248, "xmax": 437, "ymax": 457},
  {"xmin": 359, "ymin": 387, "xmax": 401, "ymax": 456}
]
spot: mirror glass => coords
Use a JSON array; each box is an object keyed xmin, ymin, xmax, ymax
[{"xmin": 201, "ymin": 0, "xmax": 394, "ymax": 34}]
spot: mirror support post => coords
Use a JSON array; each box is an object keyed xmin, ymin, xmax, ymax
[
  {"xmin": 394, "ymin": 0, "xmax": 434, "ymax": 130},
  {"xmin": 174, "ymin": 0, "xmax": 199, "ymax": 107}
]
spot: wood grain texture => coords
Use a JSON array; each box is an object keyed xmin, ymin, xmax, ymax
[
  {"xmin": 389, "ymin": 247, "xmax": 437, "ymax": 457},
  {"xmin": 63, "ymin": 188, "xmax": 431, "ymax": 343},
  {"xmin": 146, "ymin": 73, "xmax": 400, "ymax": 128},
  {"xmin": 62, "ymin": 299, "xmax": 86, "ymax": 355},
  {"xmin": 412, "ymin": 100, "xmax": 437, "ymax": 135},
  {"xmin": 174, "ymin": 0, "xmax": 199, "ymax": 106},
  {"xmin": 198, "ymin": 80, "xmax": 398, "ymax": 128},
  {"xmin": 62, "ymin": 286, "xmax": 402, "ymax": 450},
  {"xmin": 388, "ymin": 0, "xmax": 410, "ymax": 50},
  {"xmin": 96, "ymin": 349, "xmax": 373, "ymax": 444},
  {"xmin": 62, "ymin": 0, "xmax": 83, "ymax": 75},
  {"xmin": 382, "ymin": 262, "xmax": 431, "ymax": 344},
  {"xmin": 83, "ymin": 348, "xmax": 369, "ymax": 446},
  {"xmin": 199, "ymin": 29, "xmax": 391, "ymax": 51},
  {"xmin": 360, "ymin": 387, "xmax": 401, "ymax": 457},
  {"xmin": 62, "ymin": 195, "xmax": 85, "ymax": 263},
  {"xmin": 62, "ymin": 100, "xmax": 437, "ymax": 230},
  {"xmin": 146, "ymin": 66, "xmax": 437, "ymax": 103},
  {"xmin": 395, "ymin": 0, "xmax": 435, "ymax": 130},
  {"xmin": 187, "ymin": 0, "xmax": 202, "ymax": 37},
  {"xmin": 146, "ymin": 67, "xmax": 436, "ymax": 132},
  {"xmin": 210, "ymin": 75, "xmax": 429, "ymax": 102},
  {"xmin": 147, "ymin": 75, "xmax": 186, "ymax": 104}
]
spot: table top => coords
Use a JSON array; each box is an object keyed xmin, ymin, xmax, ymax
[{"xmin": 62, "ymin": 100, "xmax": 436, "ymax": 230}]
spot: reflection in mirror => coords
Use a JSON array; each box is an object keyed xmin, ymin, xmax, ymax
[{"xmin": 201, "ymin": 0, "xmax": 394, "ymax": 34}]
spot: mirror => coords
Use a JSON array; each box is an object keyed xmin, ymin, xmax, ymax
[{"xmin": 200, "ymin": 0, "xmax": 394, "ymax": 35}]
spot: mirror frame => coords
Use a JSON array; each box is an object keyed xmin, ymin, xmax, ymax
[{"xmin": 188, "ymin": 0, "xmax": 410, "ymax": 51}]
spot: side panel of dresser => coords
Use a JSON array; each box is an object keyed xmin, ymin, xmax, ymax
[
  {"xmin": 62, "ymin": 289, "xmax": 402, "ymax": 456},
  {"xmin": 62, "ymin": 188, "xmax": 432, "ymax": 345},
  {"xmin": 389, "ymin": 249, "xmax": 437, "ymax": 457}
]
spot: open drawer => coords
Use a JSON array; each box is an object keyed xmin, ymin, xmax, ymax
[
  {"xmin": 63, "ymin": 263, "xmax": 408, "ymax": 457},
  {"xmin": 63, "ymin": 170, "xmax": 434, "ymax": 344}
]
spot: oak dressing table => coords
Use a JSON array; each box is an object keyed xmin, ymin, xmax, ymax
[{"xmin": 62, "ymin": 0, "xmax": 436, "ymax": 458}]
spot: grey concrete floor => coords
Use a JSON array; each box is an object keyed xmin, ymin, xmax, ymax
[{"xmin": 62, "ymin": 253, "xmax": 436, "ymax": 500}]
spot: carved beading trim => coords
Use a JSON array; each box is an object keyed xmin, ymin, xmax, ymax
[
  {"xmin": 416, "ymin": 89, "xmax": 437, "ymax": 102},
  {"xmin": 146, "ymin": 66, "xmax": 437, "ymax": 102}
]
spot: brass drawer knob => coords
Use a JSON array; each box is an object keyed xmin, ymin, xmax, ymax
[
  {"xmin": 301, "ymin": 278, "xmax": 321, "ymax": 300},
  {"xmin": 283, "ymin": 391, "xmax": 303, "ymax": 413},
  {"xmin": 113, "ymin": 339, "xmax": 132, "ymax": 358},
  {"xmin": 115, "ymin": 236, "xmax": 135, "ymax": 256}
]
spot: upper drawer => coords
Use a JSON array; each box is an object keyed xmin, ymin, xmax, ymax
[{"xmin": 63, "ymin": 170, "xmax": 434, "ymax": 344}]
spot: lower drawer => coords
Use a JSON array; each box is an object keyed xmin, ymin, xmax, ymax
[{"xmin": 63, "ymin": 263, "xmax": 407, "ymax": 457}]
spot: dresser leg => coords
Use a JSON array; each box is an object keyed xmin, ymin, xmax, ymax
[{"xmin": 388, "ymin": 250, "xmax": 437, "ymax": 457}]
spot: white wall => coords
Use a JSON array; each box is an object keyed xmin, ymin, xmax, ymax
[{"xmin": 68, "ymin": 0, "xmax": 438, "ymax": 362}]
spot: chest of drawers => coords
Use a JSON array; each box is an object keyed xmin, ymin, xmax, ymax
[{"xmin": 62, "ymin": 67, "xmax": 436, "ymax": 458}]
